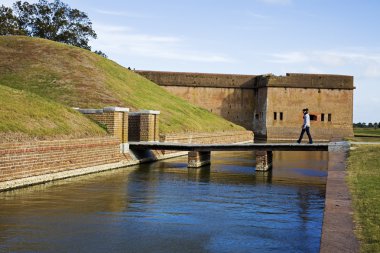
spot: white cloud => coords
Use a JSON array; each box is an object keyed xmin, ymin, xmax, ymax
[
  {"xmin": 1, "ymin": 0, "xmax": 38, "ymax": 7},
  {"xmin": 91, "ymin": 23, "xmax": 234, "ymax": 64},
  {"xmin": 267, "ymin": 50, "xmax": 380, "ymax": 78},
  {"xmin": 94, "ymin": 9, "xmax": 153, "ymax": 18},
  {"xmin": 268, "ymin": 52, "xmax": 309, "ymax": 63},
  {"xmin": 364, "ymin": 64, "xmax": 380, "ymax": 78},
  {"xmin": 1, "ymin": 0, "xmax": 16, "ymax": 7}
]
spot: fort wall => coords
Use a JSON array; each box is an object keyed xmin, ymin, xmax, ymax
[
  {"xmin": 137, "ymin": 70, "xmax": 354, "ymax": 141},
  {"xmin": 265, "ymin": 87, "xmax": 354, "ymax": 140},
  {"xmin": 137, "ymin": 71, "xmax": 256, "ymax": 130}
]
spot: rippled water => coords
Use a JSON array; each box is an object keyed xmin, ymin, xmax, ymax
[{"xmin": 0, "ymin": 151, "xmax": 328, "ymax": 253}]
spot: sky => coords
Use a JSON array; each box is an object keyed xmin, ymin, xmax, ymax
[{"xmin": 2, "ymin": 0, "xmax": 380, "ymax": 123}]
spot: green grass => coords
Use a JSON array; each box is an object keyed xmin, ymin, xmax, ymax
[
  {"xmin": 347, "ymin": 145, "xmax": 380, "ymax": 252},
  {"xmin": 345, "ymin": 128, "xmax": 380, "ymax": 142},
  {"xmin": 0, "ymin": 85, "xmax": 106, "ymax": 141},
  {"xmin": 354, "ymin": 128, "xmax": 380, "ymax": 137},
  {"xmin": 0, "ymin": 36, "xmax": 245, "ymax": 135}
]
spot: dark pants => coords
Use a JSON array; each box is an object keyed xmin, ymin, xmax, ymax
[{"xmin": 298, "ymin": 126, "xmax": 313, "ymax": 143}]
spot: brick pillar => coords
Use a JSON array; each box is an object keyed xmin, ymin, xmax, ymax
[
  {"xmin": 128, "ymin": 113, "xmax": 140, "ymax": 142},
  {"xmin": 188, "ymin": 151, "xmax": 211, "ymax": 168},
  {"xmin": 256, "ymin": 150, "xmax": 273, "ymax": 171},
  {"xmin": 77, "ymin": 107, "xmax": 129, "ymax": 153},
  {"xmin": 138, "ymin": 110, "xmax": 160, "ymax": 142}
]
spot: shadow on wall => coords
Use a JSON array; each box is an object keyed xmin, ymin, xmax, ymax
[{"xmin": 219, "ymin": 79, "xmax": 256, "ymax": 131}]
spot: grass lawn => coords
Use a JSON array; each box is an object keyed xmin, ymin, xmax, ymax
[
  {"xmin": 354, "ymin": 128, "xmax": 380, "ymax": 137},
  {"xmin": 345, "ymin": 128, "xmax": 380, "ymax": 142},
  {"xmin": 347, "ymin": 144, "xmax": 380, "ymax": 252}
]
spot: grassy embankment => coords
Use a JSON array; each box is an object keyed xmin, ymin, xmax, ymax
[
  {"xmin": 347, "ymin": 128, "xmax": 380, "ymax": 252},
  {"xmin": 0, "ymin": 85, "xmax": 107, "ymax": 142},
  {"xmin": 0, "ymin": 36, "xmax": 244, "ymax": 140}
]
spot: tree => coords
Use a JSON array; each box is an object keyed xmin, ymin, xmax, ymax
[
  {"xmin": 7, "ymin": 0, "xmax": 97, "ymax": 50},
  {"xmin": 94, "ymin": 50, "xmax": 108, "ymax": 58},
  {"xmin": 0, "ymin": 5, "xmax": 25, "ymax": 35}
]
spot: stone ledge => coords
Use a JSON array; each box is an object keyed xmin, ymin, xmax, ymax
[
  {"xmin": 129, "ymin": 110, "xmax": 160, "ymax": 115},
  {"xmin": 320, "ymin": 143, "xmax": 359, "ymax": 253},
  {"xmin": 103, "ymin": 107, "xmax": 130, "ymax": 112},
  {"xmin": 76, "ymin": 108, "xmax": 104, "ymax": 114},
  {"xmin": 0, "ymin": 161, "xmax": 130, "ymax": 192}
]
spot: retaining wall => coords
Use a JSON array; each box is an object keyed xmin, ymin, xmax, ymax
[{"xmin": 0, "ymin": 137, "xmax": 136, "ymax": 190}]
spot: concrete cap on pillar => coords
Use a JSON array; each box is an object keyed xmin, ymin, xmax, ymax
[
  {"xmin": 129, "ymin": 110, "xmax": 160, "ymax": 115},
  {"xmin": 103, "ymin": 107, "xmax": 130, "ymax": 112},
  {"xmin": 139, "ymin": 110, "xmax": 160, "ymax": 115},
  {"xmin": 76, "ymin": 108, "xmax": 104, "ymax": 114}
]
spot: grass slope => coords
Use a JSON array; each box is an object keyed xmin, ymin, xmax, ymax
[
  {"xmin": 0, "ymin": 36, "xmax": 244, "ymax": 134},
  {"xmin": 347, "ymin": 145, "xmax": 380, "ymax": 252},
  {"xmin": 0, "ymin": 85, "xmax": 106, "ymax": 142}
]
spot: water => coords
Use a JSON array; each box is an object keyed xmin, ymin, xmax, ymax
[{"xmin": 0, "ymin": 151, "xmax": 328, "ymax": 253}]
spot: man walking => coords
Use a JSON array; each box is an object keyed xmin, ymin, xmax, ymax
[{"xmin": 297, "ymin": 108, "xmax": 313, "ymax": 144}]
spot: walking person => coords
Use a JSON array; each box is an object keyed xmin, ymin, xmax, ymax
[{"xmin": 297, "ymin": 108, "xmax": 313, "ymax": 144}]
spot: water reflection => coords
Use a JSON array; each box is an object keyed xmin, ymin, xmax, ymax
[{"xmin": 0, "ymin": 151, "xmax": 327, "ymax": 253}]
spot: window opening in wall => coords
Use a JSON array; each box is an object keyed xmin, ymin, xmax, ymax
[
  {"xmin": 321, "ymin": 113, "xmax": 325, "ymax": 121},
  {"xmin": 280, "ymin": 112, "xmax": 283, "ymax": 120},
  {"xmin": 255, "ymin": 114, "xmax": 259, "ymax": 120},
  {"xmin": 310, "ymin": 114, "xmax": 318, "ymax": 121},
  {"xmin": 328, "ymin": 113, "xmax": 332, "ymax": 122},
  {"xmin": 274, "ymin": 112, "xmax": 277, "ymax": 120}
]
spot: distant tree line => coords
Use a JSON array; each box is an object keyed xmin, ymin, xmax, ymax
[
  {"xmin": 0, "ymin": 0, "xmax": 107, "ymax": 57},
  {"xmin": 353, "ymin": 122, "xmax": 380, "ymax": 129}
]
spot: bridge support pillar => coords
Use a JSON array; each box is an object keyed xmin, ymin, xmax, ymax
[
  {"xmin": 256, "ymin": 151, "xmax": 273, "ymax": 171},
  {"xmin": 188, "ymin": 151, "xmax": 211, "ymax": 168}
]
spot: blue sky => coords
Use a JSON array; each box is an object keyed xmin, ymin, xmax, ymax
[{"xmin": 3, "ymin": 0, "xmax": 380, "ymax": 123}]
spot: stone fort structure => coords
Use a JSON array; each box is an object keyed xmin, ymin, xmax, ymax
[{"xmin": 137, "ymin": 71, "xmax": 354, "ymax": 141}]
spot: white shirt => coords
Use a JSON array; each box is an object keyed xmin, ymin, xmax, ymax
[{"xmin": 303, "ymin": 113, "xmax": 310, "ymax": 128}]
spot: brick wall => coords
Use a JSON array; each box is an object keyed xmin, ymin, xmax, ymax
[
  {"xmin": 160, "ymin": 130, "xmax": 253, "ymax": 144},
  {"xmin": 129, "ymin": 111, "xmax": 160, "ymax": 142},
  {"xmin": 128, "ymin": 114, "xmax": 140, "ymax": 141},
  {"xmin": 154, "ymin": 130, "xmax": 253, "ymax": 157},
  {"xmin": 136, "ymin": 70, "xmax": 257, "ymax": 89},
  {"xmin": 0, "ymin": 137, "xmax": 135, "ymax": 183},
  {"xmin": 137, "ymin": 70, "xmax": 354, "ymax": 140},
  {"xmin": 136, "ymin": 70, "xmax": 256, "ymax": 130},
  {"xmin": 265, "ymin": 87, "xmax": 354, "ymax": 140},
  {"xmin": 81, "ymin": 107, "xmax": 129, "ymax": 143}
]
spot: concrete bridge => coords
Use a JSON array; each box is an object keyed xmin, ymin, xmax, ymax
[{"xmin": 129, "ymin": 142, "xmax": 331, "ymax": 171}]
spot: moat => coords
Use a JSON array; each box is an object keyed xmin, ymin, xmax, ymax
[{"xmin": 0, "ymin": 151, "xmax": 328, "ymax": 253}]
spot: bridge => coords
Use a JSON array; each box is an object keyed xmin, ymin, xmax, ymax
[{"xmin": 129, "ymin": 142, "xmax": 331, "ymax": 171}]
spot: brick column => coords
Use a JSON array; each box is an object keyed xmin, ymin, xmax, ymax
[
  {"xmin": 256, "ymin": 150, "xmax": 273, "ymax": 171},
  {"xmin": 129, "ymin": 110, "xmax": 160, "ymax": 142},
  {"xmin": 188, "ymin": 151, "xmax": 211, "ymax": 168},
  {"xmin": 140, "ymin": 110, "xmax": 160, "ymax": 142},
  {"xmin": 103, "ymin": 107, "xmax": 129, "ymax": 153},
  {"xmin": 77, "ymin": 107, "xmax": 129, "ymax": 153}
]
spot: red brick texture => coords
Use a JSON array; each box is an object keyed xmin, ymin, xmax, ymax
[
  {"xmin": 0, "ymin": 137, "xmax": 134, "ymax": 183},
  {"xmin": 160, "ymin": 131, "xmax": 253, "ymax": 144},
  {"xmin": 129, "ymin": 113, "xmax": 159, "ymax": 142},
  {"xmin": 87, "ymin": 111, "xmax": 128, "ymax": 143}
]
